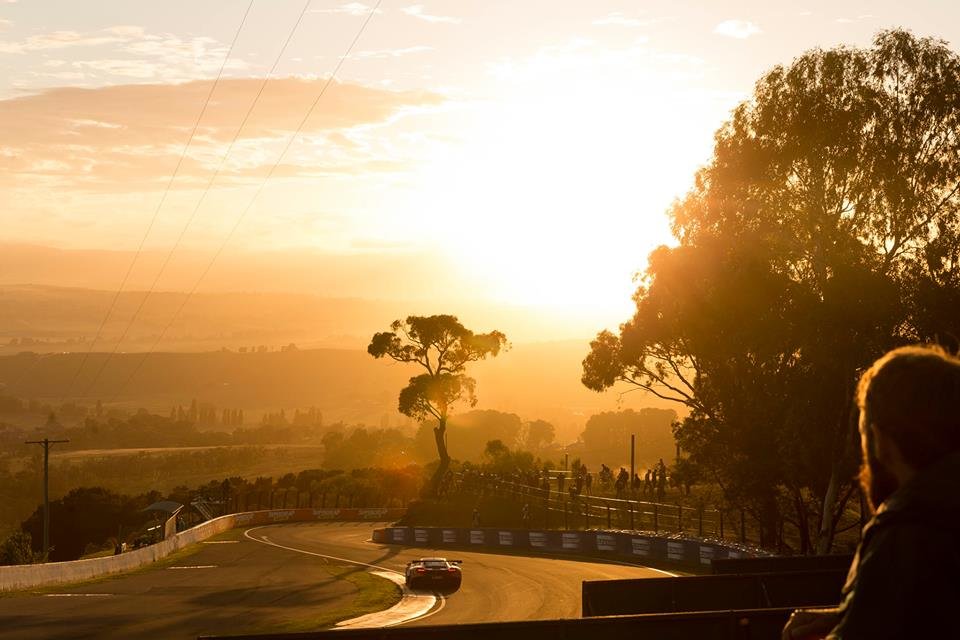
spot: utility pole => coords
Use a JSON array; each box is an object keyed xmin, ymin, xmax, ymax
[
  {"xmin": 629, "ymin": 434, "xmax": 635, "ymax": 496},
  {"xmin": 25, "ymin": 437, "xmax": 69, "ymax": 559}
]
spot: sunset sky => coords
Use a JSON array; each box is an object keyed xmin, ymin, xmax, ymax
[{"xmin": 2, "ymin": 0, "xmax": 959, "ymax": 332}]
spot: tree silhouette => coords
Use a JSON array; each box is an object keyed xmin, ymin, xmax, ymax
[
  {"xmin": 368, "ymin": 315, "xmax": 507, "ymax": 496},
  {"xmin": 584, "ymin": 29, "xmax": 960, "ymax": 552}
]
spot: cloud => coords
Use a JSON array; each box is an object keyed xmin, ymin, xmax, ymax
[
  {"xmin": 0, "ymin": 30, "xmax": 128, "ymax": 54},
  {"xmin": 354, "ymin": 45, "xmax": 433, "ymax": 59},
  {"xmin": 836, "ymin": 14, "xmax": 874, "ymax": 24},
  {"xmin": 593, "ymin": 12, "xmax": 663, "ymax": 28},
  {"xmin": 0, "ymin": 26, "xmax": 246, "ymax": 85},
  {"xmin": 312, "ymin": 2, "xmax": 381, "ymax": 16},
  {"xmin": 0, "ymin": 18, "xmax": 10, "ymax": 28},
  {"xmin": 402, "ymin": 4, "xmax": 461, "ymax": 24},
  {"xmin": 0, "ymin": 78, "xmax": 444, "ymax": 189},
  {"xmin": 713, "ymin": 19, "xmax": 761, "ymax": 39}
]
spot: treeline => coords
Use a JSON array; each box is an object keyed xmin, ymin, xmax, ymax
[{"xmin": 2, "ymin": 466, "xmax": 421, "ymax": 564}]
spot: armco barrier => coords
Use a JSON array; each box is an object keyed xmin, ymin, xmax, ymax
[
  {"xmin": 371, "ymin": 526, "xmax": 760, "ymax": 569},
  {"xmin": 1, "ymin": 507, "xmax": 404, "ymax": 592},
  {"xmin": 201, "ymin": 607, "xmax": 796, "ymax": 640},
  {"xmin": 581, "ymin": 570, "xmax": 846, "ymax": 616}
]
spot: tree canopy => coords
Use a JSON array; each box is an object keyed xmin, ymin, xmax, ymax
[
  {"xmin": 369, "ymin": 315, "xmax": 507, "ymax": 496},
  {"xmin": 583, "ymin": 29, "xmax": 960, "ymax": 552}
]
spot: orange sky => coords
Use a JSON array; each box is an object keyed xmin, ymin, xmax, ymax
[{"xmin": 2, "ymin": 1, "xmax": 959, "ymax": 336}]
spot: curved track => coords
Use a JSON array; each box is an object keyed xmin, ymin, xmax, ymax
[{"xmin": 0, "ymin": 522, "xmax": 668, "ymax": 638}]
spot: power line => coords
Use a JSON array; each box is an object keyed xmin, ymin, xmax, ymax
[
  {"xmin": 105, "ymin": 0, "xmax": 384, "ymax": 405},
  {"xmin": 78, "ymin": 0, "xmax": 313, "ymax": 401},
  {"xmin": 56, "ymin": 0, "xmax": 256, "ymax": 405}
]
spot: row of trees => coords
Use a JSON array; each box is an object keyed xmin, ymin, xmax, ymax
[
  {"xmin": 583, "ymin": 30, "xmax": 960, "ymax": 553},
  {"xmin": 1, "ymin": 466, "xmax": 423, "ymax": 564}
]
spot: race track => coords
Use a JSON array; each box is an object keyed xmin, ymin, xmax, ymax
[{"xmin": 0, "ymin": 522, "xmax": 669, "ymax": 639}]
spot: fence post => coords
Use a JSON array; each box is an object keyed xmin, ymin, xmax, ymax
[
  {"xmin": 629, "ymin": 502, "xmax": 635, "ymax": 530},
  {"xmin": 654, "ymin": 503, "xmax": 659, "ymax": 533},
  {"xmin": 545, "ymin": 496, "xmax": 550, "ymax": 529},
  {"xmin": 564, "ymin": 500, "xmax": 568, "ymax": 530},
  {"xmin": 740, "ymin": 509, "xmax": 746, "ymax": 544},
  {"xmin": 677, "ymin": 504, "xmax": 682, "ymax": 533},
  {"xmin": 584, "ymin": 500, "xmax": 590, "ymax": 529},
  {"xmin": 607, "ymin": 505, "xmax": 611, "ymax": 529},
  {"xmin": 719, "ymin": 509, "xmax": 724, "ymax": 539},
  {"xmin": 698, "ymin": 504, "xmax": 704, "ymax": 537}
]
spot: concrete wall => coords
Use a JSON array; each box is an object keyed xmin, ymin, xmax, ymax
[{"xmin": 0, "ymin": 507, "xmax": 405, "ymax": 592}]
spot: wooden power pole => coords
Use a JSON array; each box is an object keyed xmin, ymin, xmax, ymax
[{"xmin": 25, "ymin": 437, "xmax": 69, "ymax": 559}]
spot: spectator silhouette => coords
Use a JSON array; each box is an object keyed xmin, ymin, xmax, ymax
[{"xmin": 783, "ymin": 346, "xmax": 960, "ymax": 639}]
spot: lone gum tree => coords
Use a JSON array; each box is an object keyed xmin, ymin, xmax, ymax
[{"xmin": 368, "ymin": 315, "xmax": 508, "ymax": 497}]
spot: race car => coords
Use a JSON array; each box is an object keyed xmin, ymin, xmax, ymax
[{"xmin": 404, "ymin": 557, "xmax": 463, "ymax": 591}]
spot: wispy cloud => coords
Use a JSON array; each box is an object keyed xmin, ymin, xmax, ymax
[
  {"xmin": 0, "ymin": 29, "xmax": 128, "ymax": 54},
  {"xmin": 354, "ymin": 45, "xmax": 433, "ymax": 59},
  {"xmin": 2, "ymin": 26, "xmax": 247, "ymax": 84},
  {"xmin": 402, "ymin": 4, "xmax": 461, "ymax": 24},
  {"xmin": 0, "ymin": 78, "xmax": 444, "ymax": 189},
  {"xmin": 713, "ymin": 19, "xmax": 761, "ymax": 39},
  {"xmin": 593, "ymin": 12, "xmax": 646, "ymax": 27},
  {"xmin": 836, "ymin": 14, "xmax": 874, "ymax": 24},
  {"xmin": 312, "ymin": 2, "xmax": 381, "ymax": 16}
]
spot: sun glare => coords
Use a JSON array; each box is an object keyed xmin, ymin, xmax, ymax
[{"xmin": 402, "ymin": 42, "xmax": 717, "ymax": 312}]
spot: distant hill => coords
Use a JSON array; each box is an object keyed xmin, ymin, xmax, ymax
[
  {"xmin": 0, "ymin": 283, "xmax": 622, "ymax": 352},
  {"xmin": 0, "ymin": 345, "xmax": 679, "ymax": 443}
]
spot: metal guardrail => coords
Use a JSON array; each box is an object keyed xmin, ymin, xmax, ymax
[{"xmin": 469, "ymin": 477, "xmax": 732, "ymax": 539}]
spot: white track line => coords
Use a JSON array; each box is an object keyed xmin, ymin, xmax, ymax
[{"xmin": 243, "ymin": 526, "xmax": 439, "ymax": 628}]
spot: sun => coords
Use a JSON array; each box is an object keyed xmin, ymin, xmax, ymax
[{"xmin": 402, "ymin": 78, "xmax": 693, "ymax": 312}]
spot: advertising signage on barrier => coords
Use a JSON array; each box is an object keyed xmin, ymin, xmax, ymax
[
  {"xmin": 470, "ymin": 530, "xmax": 485, "ymax": 544},
  {"xmin": 498, "ymin": 531, "xmax": 513, "ymax": 546},
  {"xmin": 699, "ymin": 545, "xmax": 715, "ymax": 565},
  {"xmin": 268, "ymin": 510, "xmax": 296, "ymax": 522},
  {"xmin": 632, "ymin": 538, "xmax": 651, "ymax": 556},
  {"xmin": 358, "ymin": 508, "xmax": 389, "ymax": 519},
  {"xmin": 529, "ymin": 532, "xmax": 547, "ymax": 548},
  {"xmin": 392, "ymin": 528, "xmax": 407, "ymax": 542},
  {"xmin": 415, "ymin": 529, "xmax": 429, "ymax": 543},
  {"xmin": 442, "ymin": 530, "xmax": 457, "ymax": 543},
  {"xmin": 313, "ymin": 509, "xmax": 341, "ymax": 520},
  {"xmin": 667, "ymin": 541, "xmax": 685, "ymax": 561},
  {"xmin": 596, "ymin": 533, "xmax": 617, "ymax": 551},
  {"xmin": 562, "ymin": 533, "xmax": 580, "ymax": 550}
]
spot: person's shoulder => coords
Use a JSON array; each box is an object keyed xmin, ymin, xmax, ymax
[{"xmin": 862, "ymin": 517, "xmax": 960, "ymax": 575}]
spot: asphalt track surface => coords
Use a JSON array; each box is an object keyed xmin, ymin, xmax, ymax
[{"xmin": 0, "ymin": 522, "xmax": 668, "ymax": 639}]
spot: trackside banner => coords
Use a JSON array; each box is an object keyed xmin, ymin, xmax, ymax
[{"xmin": 373, "ymin": 526, "xmax": 760, "ymax": 569}]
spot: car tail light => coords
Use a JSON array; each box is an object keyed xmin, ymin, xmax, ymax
[
  {"xmin": 448, "ymin": 567, "xmax": 458, "ymax": 573},
  {"xmin": 416, "ymin": 568, "xmax": 426, "ymax": 574}
]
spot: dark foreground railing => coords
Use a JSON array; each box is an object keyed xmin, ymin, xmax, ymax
[
  {"xmin": 200, "ymin": 608, "xmax": 795, "ymax": 640},
  {"xmin": 582, "ymin": 571, "xmax": 845, "ymax": 616},
  {"xmin": 711, "ymin": 554, "xmax": 853, "ymax": 575}
]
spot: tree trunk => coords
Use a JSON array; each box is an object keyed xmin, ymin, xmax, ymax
[
  {"xmin": 816, "ymin": 463, "xmax": 841, "ymax": 554},
  {"xmin": 427, "ymin": 416, "xmax": 450, "ymax": 497},
  {"xmin": 816, "ymin": 404, "xmax": 859, "ymax": 554}
]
